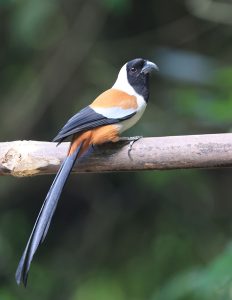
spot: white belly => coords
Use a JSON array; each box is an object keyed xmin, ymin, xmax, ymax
[{"xmin": 119, "ymin": 98, "xmax": 147, "ymax": 133}]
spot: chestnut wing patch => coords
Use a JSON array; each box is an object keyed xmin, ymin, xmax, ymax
[
  {"xmin": 53, "ymin": 106, "xmax": 135, "ymax": 143},
  {"xmin": 90, "ymin": 89, "xmax": 138, "ymax": 109}
]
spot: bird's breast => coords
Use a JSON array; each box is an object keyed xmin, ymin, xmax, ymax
[{"xmin": 118, "ymin": 95, "xmax": 147, "ymax": 133}]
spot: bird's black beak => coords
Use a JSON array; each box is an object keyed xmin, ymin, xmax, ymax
[{"xmin": 141, "ymin": 60, "xmax": 159, "ymax": 74}]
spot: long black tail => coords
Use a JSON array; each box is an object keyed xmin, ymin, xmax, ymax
[{"xmin": 15, "ymin": 145, "xmax": 82, "ymax": 286}]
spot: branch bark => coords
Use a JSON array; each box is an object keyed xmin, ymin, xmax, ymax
[{"xmin": 0, "ymin": 134, "xmax": 232, "ymax": 177}]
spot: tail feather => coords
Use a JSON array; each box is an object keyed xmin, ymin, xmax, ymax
[{"xmin": 15, "ymin": 144, "xmax": 82, "ymax": 286}]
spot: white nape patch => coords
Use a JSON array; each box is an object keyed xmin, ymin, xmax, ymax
[
  {"xmin": 93, "ymin": 106, "xmax": 136, "ymax": 119},
  {"xmin": 112, "ymin": 64, "xmax": 136, "ymax": 96}
]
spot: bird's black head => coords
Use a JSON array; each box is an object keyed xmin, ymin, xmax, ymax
[{"xmin": 126, "ymin": 58, "xmax": 158, "ymax": 102}]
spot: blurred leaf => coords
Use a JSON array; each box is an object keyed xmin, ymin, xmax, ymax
[
  {"xmin": 10, "ymin": 0, "xmax": 66, "ymax": 49},
  {"xmin": 72, "ymin": 274, "xmax": 125, "ymax": 300},
  {"xmin": 174, "ymin": 87, "xmax": 232, "ymax": 124},
  {"xmin": 0, "ymin": 0, "xmax": 14, "ymax": 6},
  {"xmin": 101, "ymin": 0, "xmax": 130, "ymax": 13},
  {"xmin": 151, "ymin": 243, "xmax": 232, "ymax": 300},
  {"xmin": 0, "ymin": 288, "xmax": 15, "ymax": 300},
  {"xmin": 216, "ymin": 68, "xmax": 232, "ymax": 90}
]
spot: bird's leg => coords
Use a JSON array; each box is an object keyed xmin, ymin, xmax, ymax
[{"xmin": 119, "ymin": 136, "xmax": 143, "ymax": 153}]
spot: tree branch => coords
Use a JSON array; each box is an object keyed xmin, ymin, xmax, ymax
[{"xmin": 0, "ymin": 134, "xmax": 232, "ymax": 177}]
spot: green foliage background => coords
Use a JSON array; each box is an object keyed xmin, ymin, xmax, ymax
[{"xmin": 1, "ymin": 0, "xmax": 232, "ymax": 299}]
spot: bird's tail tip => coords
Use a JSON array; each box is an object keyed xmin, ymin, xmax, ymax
[
  {"xmin": 15, "ymin": 258, "xmax": 28, "ymax": 287},
  {"xmin": 15, "ymin": 273, "xmax": 28, "ymax": 287}
]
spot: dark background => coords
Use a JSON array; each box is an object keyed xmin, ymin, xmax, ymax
[{"xmin": 1, "ymin": 0, "xmax": 232, "ymax": 299}]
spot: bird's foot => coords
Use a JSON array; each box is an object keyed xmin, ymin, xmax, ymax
[{"xmin": 119, "ymin": 136, "xmax": 143, "ymax": 156}]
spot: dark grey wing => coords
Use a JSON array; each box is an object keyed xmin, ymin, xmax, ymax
[{"xmin": 53, "ymin": 106, "xmax": 135, "ymax": 143}]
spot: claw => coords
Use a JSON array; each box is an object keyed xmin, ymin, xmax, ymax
[{"xmin": 118, "ymin": 136, "xmax": 142, "ymax": 159}]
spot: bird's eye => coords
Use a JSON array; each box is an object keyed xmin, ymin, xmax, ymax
[{"xmin": 131, "ymin": 67, "xmax": 137, "ymax": 73}]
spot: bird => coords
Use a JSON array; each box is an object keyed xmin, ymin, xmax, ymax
[{"xmin": 15, "ymin": 58, "xmax": 158, "ymax": 286}]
